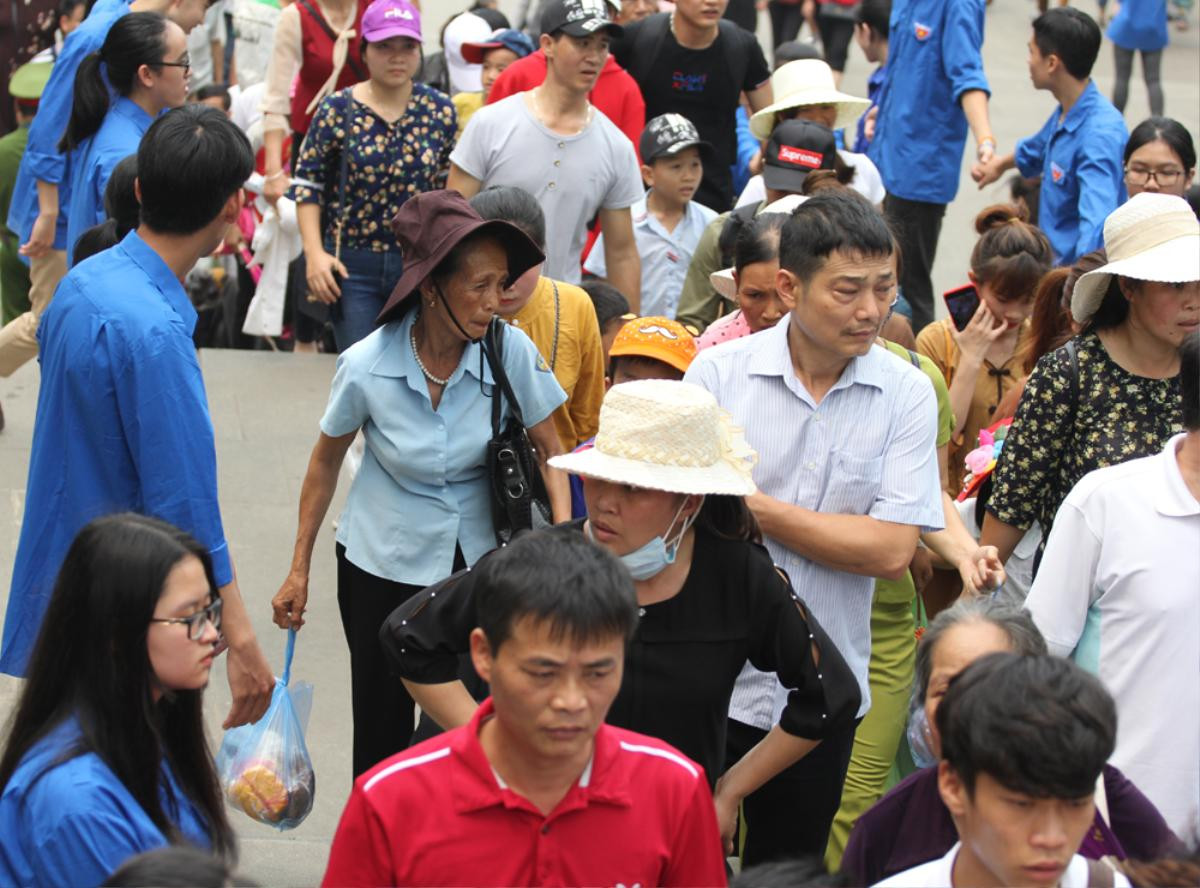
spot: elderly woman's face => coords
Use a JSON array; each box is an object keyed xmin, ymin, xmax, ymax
[
  {"xmin": 924, "ymin": 620, "xmax": 1012, "ymax": 758},
  {"xmin": 430, "ymin": 237, "xmax": 510, "ymax": 342},
  {"xmin": 1123, "ymin": 278, "xmax": 1200, "ymax": 349}
]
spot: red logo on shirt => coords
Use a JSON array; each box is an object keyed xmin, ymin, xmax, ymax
[
  {"xmin": 1051, "ymin": 161, "xmax": 1065, "ymax": 183},
  {"xmin": 914, "ymin": 21, "xmax": 931, "ymax": 40},
  {"xmin": 777, "ymin": 145, "xmax": 824, "ymax": 169}
]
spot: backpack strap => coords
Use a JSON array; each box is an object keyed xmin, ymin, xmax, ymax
[
  {"xmin": 905, "ymin": 348, "xmax": 920, "ymax": 368},
  {"xmin": 630, "ymin": 13, "xmax": 671, "ymax": 87},
  {"xmin": 717, "ymin": 19, "xmax": 752, "ymax": 97}
]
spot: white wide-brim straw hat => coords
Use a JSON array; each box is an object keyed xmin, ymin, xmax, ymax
[
  {"xmin": 710, "ymin": 267, "xmax": 736, "ymax": 300},
  {"xmin": 750, "ymin": 59, "xmax": 871, "ymax": 141},
  {"xmin": 549, "ymin": 379, "xmax": 758, "ymax": 496},
  {"xmin": 1072, "ymin": 192, "xmax": 1200, "ymax": 323}
]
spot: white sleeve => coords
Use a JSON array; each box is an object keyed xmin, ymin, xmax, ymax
[
  {"xmin": 448, "ymin": 108, "xmax": 491, "ymax": 181},
  {"xmin": 583, "ymin": 233, "xmax": 607, "ymax": 277},
  {"xmin": 1025, "ymin": 497, "xmax": 1102, "ymax": 658},
  {"xmin": 603, "ymin": 132, "xmax": 647, "ymax": 210}
]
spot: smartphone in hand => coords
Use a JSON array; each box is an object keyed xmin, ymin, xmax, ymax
[{"xmin": 944, "ymin": 284, "xmax": 981, "ymax": 332}]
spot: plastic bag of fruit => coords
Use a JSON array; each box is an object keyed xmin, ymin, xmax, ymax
[{"xmin": 216, "ymin": 628, "xmax": 315, "ymax": 830}]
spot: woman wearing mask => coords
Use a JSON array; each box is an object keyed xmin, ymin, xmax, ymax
[
  {"xmin": 293, "ymin": 0, "xmax": 456, "ymax": 352},
  {"xmin": 916, "ymin": 205, "xmax": 1053, "ymax": 495},
  {"xmin": 697, "ymin": 213, "xmax": 791, "ymax": 350},
  {"xmin": 60, "ymin": 12, "xmax": 190, "ymax": 264},
  {"xmin": 384, "ymin": 379, "xmax": 862, "ymax": 855},
  {"xmin": 981, "ymin": 193, "xmax": 1197, "ymax": 568},
  {"xmin": 0, "ymin": 515, "xmax": 235, "ymax": 888}
]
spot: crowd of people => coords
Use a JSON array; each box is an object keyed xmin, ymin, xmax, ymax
[{"xmin": 0, "ymin": 0, "xmax": 1197, "ymax": 885}]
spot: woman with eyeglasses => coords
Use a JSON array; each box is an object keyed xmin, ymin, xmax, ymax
[
  {"xmin": 0, "ymin": 514, "xmax": 235, "ymax": 888},
  {"xmin": 1122, "ymin": 117, "xmax": 1196, "ymax": 202},
  {"xmin": 59, "ymin": 12, "xmax": 191, "ymax": 266}
]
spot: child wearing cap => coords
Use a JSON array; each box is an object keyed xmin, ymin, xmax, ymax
[
  {"xmin": 453, "ymin": 28, "xmax": 536, "ymax": 136},
  {"xmin": 584, "ymin": 114, "xmax": 719, "ymax": 319}
]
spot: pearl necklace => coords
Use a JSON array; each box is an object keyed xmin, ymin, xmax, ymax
[{"xmin": 410, "ymin": 324, "xmax": 456, "ymax": 386}]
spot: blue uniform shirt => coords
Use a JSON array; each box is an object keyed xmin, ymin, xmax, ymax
[
  {"xmin": 0, "ymin": 718, "xmax": 212, "ymax": 888},
  {"xmin": 1015, "ymin": 81, "xmax": 1128, "ymax": 266},
  {"xmin": 853, "ymin": 64, "xmax": 887, "ymax": 155},
  {"xmin": 0, "ymin": 231, "xmax": 233, "ymax": 676},
  {"xmin": 1107, "ymin": 0, "xmax": 1168, "ymax": 51},
  {"xmin": 320, "ymin": 310, "xmax": 567, "ymax": 586},
  {"xmin": 65, "ymin": 97, "xmax": 152, "ymax": 264},
  {"xmin": 869, "ymin": 0, "xmax": 989, "ymax": 205},
  {"xmin": 5, "ymin": 0, "xmax": 130, "ymax": 253}
]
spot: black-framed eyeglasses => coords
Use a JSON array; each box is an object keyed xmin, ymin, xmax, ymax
[
  {"xmin": 150, "ymin": 597, "xmax": 222, "ymax": 640},
  {"xmin": 157, "ymin": 55, "xmax": 191, "ymax": 73},
  {"xmin": 1124, "ymin": 165, "xmax": 1184, "ymax": 187}
]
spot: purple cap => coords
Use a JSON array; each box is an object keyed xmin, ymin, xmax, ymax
[{"xmin": 361, "ymin": 0, "xmax": 421, "ymax": 43}]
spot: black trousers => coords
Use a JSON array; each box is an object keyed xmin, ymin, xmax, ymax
[
  {"xmin": 724, "ymin": 716, "xmax": 859, "ymax": 867},
  {"xmin": 723, "ymin": 0, "xmax": 758, "ymax": 32},
  {"xmin": 884, "ymin": 193, "xmax": 946, "ymax": 336},
  {"xmin": 335, "ymin": 543, "xmax": 464, "ymax": 776},
  {"xmin": 768, "ymin": 1, "xmax": 804, "ymax": 51},
  {"xmin": 816, "ymin": 11, "xmax": 855, "ymax": 72}
]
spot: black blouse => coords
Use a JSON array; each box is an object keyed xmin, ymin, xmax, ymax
[{"xmin": 380, "ymin": 521, "xmax": 861, "ymax": 786}]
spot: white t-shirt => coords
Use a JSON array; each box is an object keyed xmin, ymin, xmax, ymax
[
  {"xmin": 873, "ymin": 842, "xmax": 1131, "ymax": 887},
  {"xmin": 736, "ymin": 149, "xmax": 886, "ymax": 208},
  {"xmin": 186, "ymin": 0, "xmax": 227, "ymax": 91},
  {"xmin": 231, "ymin": 0, "xmax": 281, "ymax": 88},
  {"xmin": 1026, "ymin": 434, "xmax": 1200, "ymax": 838},
  {"xmin": 451, "ymin": 93, "xmax": 644, "ymax": 284}
]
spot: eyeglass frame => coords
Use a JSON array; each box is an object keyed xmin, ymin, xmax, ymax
[
  {"xmin": 1124, "ymin": 165, "xmax": 1185, "ymax": 187},
  {"xmin": 155, "ymin": 55, "xmax": 192, "ymax": 73},
  {"xmin": 149, "ymin": 595, "xmax": 222, "ymax": 641}
]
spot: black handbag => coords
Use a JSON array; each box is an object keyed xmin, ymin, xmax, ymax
[{"xmin": 482, "ymin": 318, "xmax": 552, "ymax": 547}]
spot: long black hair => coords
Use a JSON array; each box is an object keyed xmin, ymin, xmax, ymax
[
  {"xmin": 59, "ymin": 12, "xmax": 169, "ymax": 152},
  {"xmin": 0, "ymin": 513, "xmax": 236, "ymax": 862}
]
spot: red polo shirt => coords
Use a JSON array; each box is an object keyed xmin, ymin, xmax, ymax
[{"xmin": 322, "ymin": 698, "xmax": 727, "ymax": 887}]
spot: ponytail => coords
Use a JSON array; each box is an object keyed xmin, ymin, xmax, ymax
[{"xmin": 59, "ymin": 11, "xmax": 168, "ymax": 152}]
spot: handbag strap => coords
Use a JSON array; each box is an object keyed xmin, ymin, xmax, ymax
[
  {"xmin": 549, "ymin": 280, "xmax": 560, "ymax": 372},
  {"xmin": 484, "ymin": 319, "xmax": 528, "ymax": 433},
  {"xmin": 282, "ymin": 627, "xmax": 296, "ymax": 686},
  {"xmin": 331, "ymin": 91, "xmax": 354, "ymax": 258}
]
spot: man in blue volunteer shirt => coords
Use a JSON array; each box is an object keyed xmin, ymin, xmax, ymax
[
  {"xmin": 974, "ymin": 8, "xmax": 1127, "ymax": 266},
  {"xmin": 0, "ymin": 106, "xmax": 272, "ymax": 730},
  {"xmin": 0, "ymin": 0, "xmax": 207, "ymax": 380},
  {"xmin": 867, "ymin": 0, "xmax": 994, "ymax": 334}
]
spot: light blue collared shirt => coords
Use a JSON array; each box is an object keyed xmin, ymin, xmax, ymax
[
  {"xmin": 321, "ymin": 310, "xmax": 567, "ymax": 586},
  {"xmin": 65, "ymin": 97, "xmax": 153, "ymax": 265},
  {"xmin": 584, "ymin": 192, "xmax": 719, "ymax": 319},
  {"xmin": 1015, "ymin": 81, "xmax": 1128, "ymax": 266},
  {"xmin": 685, "ymin": 320, "xmax": 944, "ymax": 725}
]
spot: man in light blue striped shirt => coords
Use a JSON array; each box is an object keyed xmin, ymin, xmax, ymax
[{"xmin": 685, "ymin": 191, "xmax": 944, "ymax": 864}]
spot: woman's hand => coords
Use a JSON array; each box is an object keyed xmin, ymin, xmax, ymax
[
  {"xmin": 262, "ymin": 171, "xmax": 290, "ymax": 207},
  {"xmin": 712, "ymin": 776, "xmax": 741, "ymax": 856},
  {"xmin": 957, "ymin": 545, "xmax": 1006, "ymax": 595},
  {"xmin": 952, "ymin": 301, "xmax": 1006, "ymax": 364},
  {"xmin": 19, "ymin": 211, "xmax": 57, "ymax": 259},
  {"xmin": 272, "ymin": 571, "xmax": 310, "ymax": 630},
  {"xmin": 305, "ymin": 248, "xmax": 349, "ymax": 304}
]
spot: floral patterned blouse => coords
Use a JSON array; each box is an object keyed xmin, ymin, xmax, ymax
[
  {"xmin": 292, "ymin": 83, "xmax": 456, "ymax": 252},
  {"xmin": 987, "ymin": 331, "xmax": 1182, "ymax": 537}
]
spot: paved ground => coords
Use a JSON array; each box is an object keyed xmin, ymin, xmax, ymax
[{"xmin": 0, "ymin": 2, "xmax": 1196, "ymax": 884}]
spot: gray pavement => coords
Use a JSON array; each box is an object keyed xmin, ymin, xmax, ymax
[{"xmin": 0, "ymin": 2, "xmax": 1197, "ymax": 885}]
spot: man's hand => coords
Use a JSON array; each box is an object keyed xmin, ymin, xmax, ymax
[
  {"xmin": 712, "ymin": 776, "xmax": 741, "ymax": 856},
  {"xmin": 19, "ymin": 212, "xmax": 57, "ymax": 258},
  {"xmin": 272, "ymin": 571, "xmax": 310, "ymax": 630},
  {"xmin": 223, "ymin": 639, "xmax": 274, "ymax": 729},
  {"xmin": 958, "ymin": 545, "xmax": 1005, "ymax": 595}
]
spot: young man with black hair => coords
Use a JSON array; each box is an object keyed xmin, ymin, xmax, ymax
[
  {"xmin": 876, "ymin": 652, "xmax": 1128, "ymax": 887},
  {"xmin": 0, "ymin": 106, "xmax": 274, "ymax": 729},
  {"xmin": 685, "ymin": 190, "xmax": 944, "ymax": 863},
  {"xmin": 322, "ymin": 530, "xmax": 726, "ymax": 887},
  {"xmin": 448, "ymin": 0, "xmax": 643, "ymax": 309},
  {"xmin": 1025, "ymin": 331, "xmax": 1200, "ymax": 836},
  {"xmin": 973, "ymin": 8, "xmax": 1127, "ymax": 266}
]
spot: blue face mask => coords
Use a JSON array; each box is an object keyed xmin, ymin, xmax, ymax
[
  {"xmin": 616, "ymin": 498, "xmax": 696, "ymax": 581},
  {"xmin": 907, "ymin": 706, "xmax": 938, "ymax": 770}
]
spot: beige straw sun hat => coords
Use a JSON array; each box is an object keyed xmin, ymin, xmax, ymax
[
  {"xmin": 1071, "ymin": 192, "xmax": 1200, "ymax": 324},
  {"xmin": 749, "ymin": 59, "xmax": 871, "ymax": 141},
  {"xmin": 549, "ymin": 380, "xmax": 757, "ymax": 496}
]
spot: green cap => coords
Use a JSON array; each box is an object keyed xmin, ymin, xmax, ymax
[{"xmin": 10, "ymin": 61, "xmax": 53, "ymax": 100}]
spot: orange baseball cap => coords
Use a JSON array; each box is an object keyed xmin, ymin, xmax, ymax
[{"xmin": 608, "ymin": 316, "xmax": 698, "ymax": 374}]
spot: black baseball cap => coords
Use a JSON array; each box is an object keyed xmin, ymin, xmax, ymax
[
  {"xmin": 540, "ymin": 0, "xmax": 623, "ymax": 38},
  {"xmin": 762, "ymin": 119, "xmax": 837, "ymax": 193},
  {"xmin": 639, "ymin": 113, "xmax": 715, "ymax": 163}
]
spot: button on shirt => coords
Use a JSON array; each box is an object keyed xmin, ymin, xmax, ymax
[
  {"xmin": 5, "ymin": 0, "xmax": 130, "ymax": 251},
  {"xmin": 0, "ymin": 717, "xmax": 212, "ymax": 888},
  {"xmin": 66, "ymin": 97, "xmax": 154, "ymax": 265},
  {"xmin": 1015, "ymin": 80, "xmax": 1128, "ymax": 266},
  {"xmin": 869, "ymin": 0, "xmax": 989, "ymax": 205},
  {"xmin": 319, "ymin": 311, "xmax": 566, "ymax": 586},
  {"xmin": 321, "ymin": 698, "xmax": 727, "ymax": 887},
  {"xmin": 685, "ymin": 322, "xmax": 944, "ymax": 723},
  {"xmin": 584, "ymin": 192, "xmax": 719, "ymax": 319},
  {"xmin": 0, "ymin": 231, "xmax": 232, "ymax": 676}
]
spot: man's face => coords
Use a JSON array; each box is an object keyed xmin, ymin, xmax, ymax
[
  {"xmin": 1027, "ymin": 37, "xmax": 1054, "ymax": 89},
  {"xmin": 940, "ymin": 768, "xmax": 1096, "ymax": 888},
  {"xmin": 470, "ymin": 618, "xmax": 624, "ymax": 766},
  {"xmin": 618, "ymin": 0, "xmax": 657, "ymax": 24},
  {"xmin": 782, "ymin": 248, "xmax": 897, "ymax": 363},
  {"xmin": 544, "ymin": 32, "xmax": 610, "ymax": 93},
  {"xmin": 672, "ymin": 0, "xmax": 726, "ymax": 30}
]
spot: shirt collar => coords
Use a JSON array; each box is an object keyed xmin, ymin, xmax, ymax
[
  {"xmin": 1059, "ymin": 80, "xmax": 1099, "ymax": 134},
  {"xmin": 117, "ymin": 230, "xmax": 197, "ymax": 332},
  {"xmin": 747, "ymin": 315, "xmax": 887, "ymax": 393},
  {"xmin": 112, "ymin": 96, "xmax": 154, "ymax": 127},
  {"xmin": 1156, "ymin": 433, "xmax": 1200, "ymax": 517},
  {"xmin": 369, "ymin": 309, "xmax": 493, "ymax": 390}
]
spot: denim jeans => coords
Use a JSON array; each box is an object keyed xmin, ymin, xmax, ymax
[{"xmin": 333, "ymin": 246, "xmax": 404, "ymax": 352}]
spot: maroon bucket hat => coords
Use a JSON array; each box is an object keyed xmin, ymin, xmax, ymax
[{"xmin": 377, "ymin": 190, "xmax": 546, "ymax": 325}]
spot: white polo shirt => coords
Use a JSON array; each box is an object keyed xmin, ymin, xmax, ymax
[
  {"xmin": 873, "ymin": 842, "xmax": 1131, "ymax": 887},
  {"xmin": 1027, "ymin": 433, "xmax": 1200, "ymax": 838}
]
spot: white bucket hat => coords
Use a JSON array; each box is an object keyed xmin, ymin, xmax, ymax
[
  {"xmin": 750, "ymin": 59, "xmax": 871, "ymax": 141},
  {"xmin": 1072, "ymin": 192, "xmax": 1200, "ymax": 323},
  {"xmin": 549, "ymin": 379, "xmax": 758, "ymax": 496}
]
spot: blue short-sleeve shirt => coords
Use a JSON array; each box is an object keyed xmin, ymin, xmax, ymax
[
  {"xmin": 0, "ymin": 717, "xmax": 212, "ymax": 888},
  {"xmin": 1107, "ymin": 0, "xmax": 1168, "ymax": 52},
  {"xmin": 869, "ymin": 0, "xmax": 989, "ymax": 205},
  {"xmin": 321, "ymin": 310, "xmax": 567, "ymax": 585}
]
